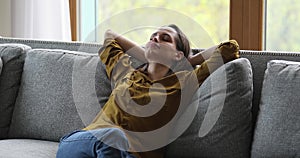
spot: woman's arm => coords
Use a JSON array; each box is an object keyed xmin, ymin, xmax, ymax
[
  {"xmin": 104, "ymin": 29, "xmax": 147, "ymax": 63},
  {"xmin": 188, "ymin": 45, "xmax": 218, "ymax": 66}
]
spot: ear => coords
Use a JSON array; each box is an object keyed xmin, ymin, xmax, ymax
[{"xmin": 175, "ymin": 51, "xmax": 184, "ymax": 61}]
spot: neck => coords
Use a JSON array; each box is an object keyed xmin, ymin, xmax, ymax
[{"xmin": 147, "ymin": 63, "xmax": 170, "ymax": 80}]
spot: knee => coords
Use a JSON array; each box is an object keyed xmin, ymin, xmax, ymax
[
  {"xmin": 107, "ymin": 128, "xmax": 127, "ymax": 140},
  {"xmin": 94, "ymin": 128, "xmax": 129, "ymax": 151},
  {"xmin": 56, "ymin": 130, "xmax": 96, "ymax": 158}
]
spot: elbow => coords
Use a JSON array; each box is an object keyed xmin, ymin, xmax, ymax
[{"xmin": 104, "ymin": 29, "xmax": 116, "ymax": 40}]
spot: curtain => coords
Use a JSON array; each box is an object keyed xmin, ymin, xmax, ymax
[{"xmin": 11, "ymin": 0, "xmax": 71, "ymax": 41}]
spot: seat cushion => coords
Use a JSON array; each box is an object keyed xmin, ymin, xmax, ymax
[
  {"xmin": 0, "ymin": 44, "xmax": 30, "ymax": 139},
  {"xmin": 0, "ymin": 139, "xmax": 58, "ymax": 158},
  {"xmin": 251, "ymin": 60, "xmax": 300, "ymax": 158},
  {"xmin": 166, "ymin": 58, "xmax": 253, "ymax": 158},
  {"xmin": 8, "ymin": 49, "xmax": 112, "ymax": 141}
]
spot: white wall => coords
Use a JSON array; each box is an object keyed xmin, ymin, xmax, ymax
[{"xmin": 0, "ymin": 0, "xmax": 11, "ymax": 37}]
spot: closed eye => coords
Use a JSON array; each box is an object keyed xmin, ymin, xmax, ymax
[
  {"xmin": 149, "ymin": 32, "xmax": 173, "ymax": 43},
  {"xmin": 162, "ymin": 34, "xmax": 172, "ymax": 42}
]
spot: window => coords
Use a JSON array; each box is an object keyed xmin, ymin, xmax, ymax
[
  {"xmin": 265, "ymin": 0, "xmax": 300, "ymax": 51},
  {"xmin": 78, "ymin": 0, "xmax": 229, "ymax": 48},
  {"xmin": 75, "ymin": 0, "xmax": 265, "ymax": 50},
  {"xmin": 78, "ymin": 0, "xmax": 97, "ymax": 42}
]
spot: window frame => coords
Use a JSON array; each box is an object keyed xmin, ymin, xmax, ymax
[
  {"xmin": 70, "ymin": 0, "xmax": 264, "ymax": 50},
  {"xmin": 230, "ymin": 0, "xmax": 264, "ymax": 50},
  {"xmin": 69, "ymin": 0, "xmax": 77, "ymax": 41}
]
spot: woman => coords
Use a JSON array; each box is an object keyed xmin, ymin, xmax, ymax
[{"xmin": 56, "ymin": 24, "xmax": 239, "ymax": 158}]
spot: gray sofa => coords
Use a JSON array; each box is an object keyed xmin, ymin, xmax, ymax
[{"xmin": 0, "ymin": 37, "xmax": 299, "ymax": 158}]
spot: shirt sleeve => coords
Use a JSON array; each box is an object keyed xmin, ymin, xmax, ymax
[
  {"xmin": 99, "ymin": 39, "xmax": 133, "ymax": 85},
  {"xmin": 193, "ymin": 40, "xmax": 239, "ymax": 86}
]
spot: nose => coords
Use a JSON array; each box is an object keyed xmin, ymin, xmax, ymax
[{"xmin": 151, "ymin": 35, "xmax": 159, "ymax": 43}]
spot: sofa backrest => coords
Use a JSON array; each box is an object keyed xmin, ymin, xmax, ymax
[
  {"xmin": 239, "ymin": 50, "xmax": 300, "ymax": 123},
  {"xmin": 0, "ymin": 37, "xmax": 101, "ymax": 54},
  {"xmin": 1, "ymin": 37, "xmax": 299, "ymax": 124}
]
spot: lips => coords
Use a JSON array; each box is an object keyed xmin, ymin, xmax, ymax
[{"xmin": 146, "ymin": 41, "xmax": 160, "ymax": 49}]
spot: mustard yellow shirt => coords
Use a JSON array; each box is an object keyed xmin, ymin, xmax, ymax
[{"xmin": 84, "ymin": 39, "xmax": 239, "ymax": 158}]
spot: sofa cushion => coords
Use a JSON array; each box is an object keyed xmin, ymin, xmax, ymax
[
  {"xmin": 166, "ymin": 58, "xmax": 253, "ymax": 158},
  {"xmin": 0, "ymin": 139, "xmax": 58, "ymax": 158},
  {"xmin": 8, "ymin": 49, "xmax": 112, "ymax": 141},
  {"xmin": 0, "ymin": 44, "xmax": 30, "ymax": 139},
  {"xmin": 251, "ymin": 60, "xmax": 300, "ymax": 158}
]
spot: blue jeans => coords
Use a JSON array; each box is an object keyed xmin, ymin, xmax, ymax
[{"xmin": 56, "ymin": 128, "xmax": 136, "ymax": 158}]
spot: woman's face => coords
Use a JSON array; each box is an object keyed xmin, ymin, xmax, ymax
[{"xmin": 145, "ymin": 27, "xmax": 183, "ymax": 66}]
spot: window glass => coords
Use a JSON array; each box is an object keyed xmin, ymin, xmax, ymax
[
  {"xmin": 266, "ymin": 0, "xmax": 300, "ymax": 51},
  {"xmin": 80, "ymin": 0, "xmax": 229, "ymax": 48},
  {"xmin": 79, "ymin": 0, "xmax": 96, "ymax": 41}
]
